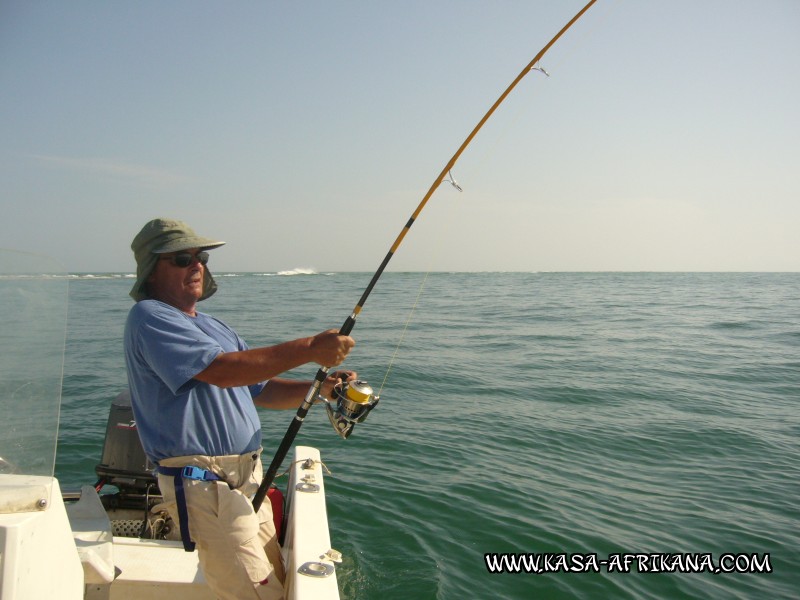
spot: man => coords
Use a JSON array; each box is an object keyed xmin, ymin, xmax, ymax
[{"xmin": 124, "ymin": 218, "xmax": 355, "ymax": 600}]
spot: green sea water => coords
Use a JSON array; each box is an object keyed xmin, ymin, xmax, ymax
[{"xmin": 52, "ymin": 272, "xmax": 799, "ymax": 599}]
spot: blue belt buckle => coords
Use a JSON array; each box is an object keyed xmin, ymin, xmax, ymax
[{"xmin": 183, "ymin": 465, "xmax": 211, "ymax": 481}]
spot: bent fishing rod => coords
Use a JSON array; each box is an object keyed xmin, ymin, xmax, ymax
[{"xmin": 253, "ymin": 0, "xmax": 598, "ymax": 512}]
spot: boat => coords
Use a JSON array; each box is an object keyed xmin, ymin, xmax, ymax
[{"xmin": 0, "ymin": 250, "xmax": 341, "ymax": 599}]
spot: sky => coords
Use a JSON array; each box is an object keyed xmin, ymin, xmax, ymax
[{"xmin": 1, "ymin": 0, "xmax": 798, "ymax": 273}]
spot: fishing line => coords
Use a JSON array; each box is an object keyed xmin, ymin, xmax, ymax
[
  {"xmin": 377, "ymin": 173, "xmax": 465, "ymax": 396},
  {"xmin": 377, "ymin": 271, "xmax": 430, "ymax": 396}
]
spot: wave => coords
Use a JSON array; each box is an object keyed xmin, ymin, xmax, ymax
[{"xmin": 276, "ymin": 268, "xmax": 320, "ymax": 276}]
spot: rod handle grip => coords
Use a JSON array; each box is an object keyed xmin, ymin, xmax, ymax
[{"xmin": 339, "ymin": 315, "xmax": 356, "ymax": 337}]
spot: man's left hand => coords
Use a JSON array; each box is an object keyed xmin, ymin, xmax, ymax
[{"xmin": 321, "ymin": 370, "xmax": 358, "ymax": 399}]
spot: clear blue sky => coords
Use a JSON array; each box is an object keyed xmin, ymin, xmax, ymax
[{"xmin": 1, "ymin": 0, "xmax": 798, "ymax": 273}]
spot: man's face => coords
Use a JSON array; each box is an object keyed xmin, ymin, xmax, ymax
[{"xmin": 146, "ymin": 248, "xmax": 207, "ymax": 313}]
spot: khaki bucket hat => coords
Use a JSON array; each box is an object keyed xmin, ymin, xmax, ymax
[{"xmin": 129, "ymin": 218, "xmax": 225, "ymax": 302}]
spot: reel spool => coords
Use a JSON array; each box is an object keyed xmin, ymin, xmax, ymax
[{"xmin": 318, "ymin": 379, "xmax": 379, "ymax": 439}]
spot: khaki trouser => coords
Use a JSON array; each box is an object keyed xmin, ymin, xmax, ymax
[{"xmin": 157, "ymin": 450, "xmax": 285, "ymax": 600}]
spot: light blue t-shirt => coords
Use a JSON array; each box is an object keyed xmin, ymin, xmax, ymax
[{"xmin": 124, "ymin": 300, "xmax": 266, "ymax": 463}]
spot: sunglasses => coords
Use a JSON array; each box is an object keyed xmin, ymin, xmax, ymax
[{"xmin": 160, "ymin": 251, "xmax": 210, "ymax": 268}]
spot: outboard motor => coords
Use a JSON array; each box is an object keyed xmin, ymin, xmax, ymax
[
  {"xmin": 94, "ymin": 391, "xmax": 174, "ymax": 539},
  {"xmin": 95, "ymin": 390, "xmax": 157, "ymax": 492}
]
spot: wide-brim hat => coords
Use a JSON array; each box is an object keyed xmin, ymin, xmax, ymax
[{"xmin": 129, "ymin": 218, "xmax": 225, "ymax": 302}]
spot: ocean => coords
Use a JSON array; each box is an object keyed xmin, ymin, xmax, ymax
[{"xmin": 54, "ymin": 271, "xmax": 799, "ymax": 599}]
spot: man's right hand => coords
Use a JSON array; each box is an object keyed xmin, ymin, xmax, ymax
[{"xmin": 309, "ymin": 329, "xmax": 355, "ymax": 367}]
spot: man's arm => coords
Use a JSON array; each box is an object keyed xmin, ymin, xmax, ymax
[
  {"xmin": 254, "ymin": 370, "xmax": 357, "ymax": 410},
  {"xmin": 194, "ymin": 329, "xmax": 354, "ymax": 388}
]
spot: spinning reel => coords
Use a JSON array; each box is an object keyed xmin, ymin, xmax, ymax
[{"xmin": 317, "ymin": 379, "xmax": 380, "ymax": 439}]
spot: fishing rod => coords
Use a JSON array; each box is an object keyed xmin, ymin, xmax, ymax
[{"xmin": 252, "ymin": 0, "xmax": 598, "ymax": 512}]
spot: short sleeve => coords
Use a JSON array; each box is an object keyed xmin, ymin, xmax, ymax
[{"xmin": 132, "ymin": 303, "xmax": 223, "ymax": 395}]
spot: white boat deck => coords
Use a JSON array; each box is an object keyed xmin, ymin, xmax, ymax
[
  {"xmin": 1, "ymin": 446, "xmax": 340, "ymax": 600},
  {"xmin": 99, "ymin": 537, "xmax": 215, "ymax": 600}
]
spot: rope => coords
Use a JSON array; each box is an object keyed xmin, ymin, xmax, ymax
[{"xmin": 275, "ymin": 458, "xmax": 333, "ymax": 480}]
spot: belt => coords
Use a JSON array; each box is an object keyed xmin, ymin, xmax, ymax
[{"xmin": 157, "ymin": 465, "xmax": 224, "ymax": 552}]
